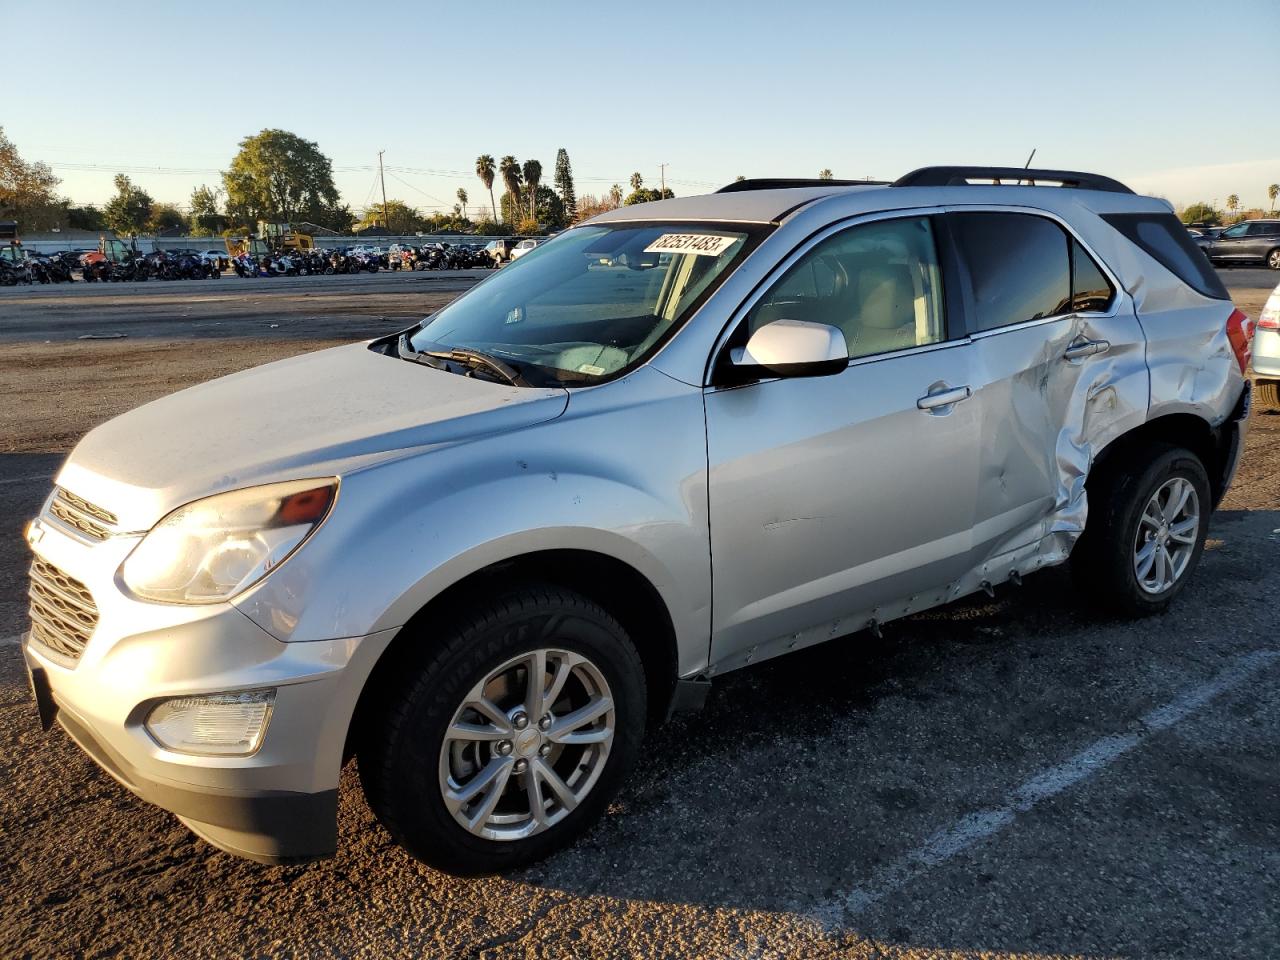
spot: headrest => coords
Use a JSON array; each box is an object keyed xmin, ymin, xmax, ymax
[{"xmin": 856, "ymin": 262, "xmax": 915, "ymax": 330}]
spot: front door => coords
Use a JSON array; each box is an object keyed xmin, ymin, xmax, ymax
[{"xmin": 704, "ymin": 214, "xmax": 980, "ymax": 671}]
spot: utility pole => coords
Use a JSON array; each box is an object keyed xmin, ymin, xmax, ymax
[
  {"xmin": 378, "ymin": 150, "xmax": 390, "ymax": 233},
  {"xmin": 658, "ymin": 163, "xmax": 668, "ymax": 197}
]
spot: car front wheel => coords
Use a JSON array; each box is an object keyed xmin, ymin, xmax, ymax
[
  {"xmin": 1266, "ymin": 247, "xmax": 1280, "ymax": 270},
  {"xmin": 359, "ymin": 585, "xmax": 646, "ymax": 875}
]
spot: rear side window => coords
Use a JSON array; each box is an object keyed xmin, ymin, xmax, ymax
[
  {"xmin": 1070, "ymin": 240, "xmax": 1115, "ymax": 312},
  {"xmin": 1101, "ymin": 213, "xmax": 1229, "ymax": 300},
  {"xmin": 951, "ymin": 212, "xmax": 1070, "ymax": 331}
]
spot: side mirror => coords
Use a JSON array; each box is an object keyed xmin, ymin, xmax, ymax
[{"xmin": 727, "ymin": 319, "xmax": 849, "ymax": 381}]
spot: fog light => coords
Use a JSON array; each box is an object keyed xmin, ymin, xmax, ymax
[{"xmin": 145, "ymin": 689, "xmax": 275, "ymax": 756}]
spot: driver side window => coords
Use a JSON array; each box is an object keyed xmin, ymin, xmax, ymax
[{"xmin": 747, "ymin": 217, "xmax": 946, "ymax": 360}]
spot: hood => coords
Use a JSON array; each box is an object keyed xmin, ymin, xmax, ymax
[{"xmin": 57, "ymin": 342, "xmax": 568, "ymax": 530}]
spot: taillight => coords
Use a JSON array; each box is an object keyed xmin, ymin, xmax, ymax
[
  {"xmin": 1258, "ymin": 311, "xmax": 1280, "ymax": 331},
  {"xmin": 1225, "ymin": 308, "xmax": 1252, "ymax": 373}
]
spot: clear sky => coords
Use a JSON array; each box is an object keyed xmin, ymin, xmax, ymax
[{"xmin": 7, "ymin": 0, "xmax": 1278, "ymax": 214}]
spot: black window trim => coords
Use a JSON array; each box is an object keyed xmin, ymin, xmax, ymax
[
  {"xmin": 705, "ymin": 207, "xmax": 966, "ymax": 387},
  {"xmin": 940, "ymin": 204, "xmax": 1121, "ymax": 341}
]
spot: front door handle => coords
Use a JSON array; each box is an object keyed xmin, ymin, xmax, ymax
[
  {"xmin": 1063, "ymin": 337, "xmax": 1110, "ymax": 361},
  {"xmin": 916, "ymin": 384, "xmax": 971, "ymax": 411}
]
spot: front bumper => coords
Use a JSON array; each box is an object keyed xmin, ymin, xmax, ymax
[{"xmin": 23, "ymin": 515, "xmax": 395, "ymax": 864}]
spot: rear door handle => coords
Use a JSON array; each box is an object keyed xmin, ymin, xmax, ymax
[
  {"xmin": 1063, "ymin": 337, "xmax": 1110, "ymax": 361},
  {"xmin": 916, "ymin": 385, "xmax": 971, "ymax": 411}
]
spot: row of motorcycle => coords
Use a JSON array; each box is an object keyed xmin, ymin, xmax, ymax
[
  {"xmin": 0, "ymin": 251, "xmax": 80, "ymax": 285},
  {"xmin": 81, "ymin": 250, "xmax": 221, "ymax": 282},
  {"xmin": 231, "ymin": 243, "xmax": 496, "ymax": 278},
  {"xmin": 0, "ymin": 251, "xmax": 221, "ymax": 285}
]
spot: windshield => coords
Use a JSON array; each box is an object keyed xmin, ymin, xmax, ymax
[{"xmin": 408, "ymin": 222, "xmax": 761, "ymax": 386}]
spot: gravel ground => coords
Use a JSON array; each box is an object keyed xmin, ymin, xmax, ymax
[{"xmin": 0, "ymin": 268, "xmax": 1276, "ymax": 959}]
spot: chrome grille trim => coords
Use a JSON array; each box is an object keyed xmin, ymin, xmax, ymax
[
  {"xmin": 47, "ymin": 488, "xmax": 117, "ymax": 541},
  {"xmin": 28, "ymin": 558, "xmax": 98, "ymax": 662}
]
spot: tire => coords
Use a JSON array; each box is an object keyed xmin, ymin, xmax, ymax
[
  {"xmin": 1257, "ymin": 380, "xmax": 1280, "ymax": 409},
  {"xmin": 1071, "ymin": 443, "xmax": 1211, "ymax": 617},
  {"xmin": 1266, "ymin": 247, "xmax": 1280, "ymax": 270},
  {"xmin": 359, "ymin": 584, "xmax": 646, "ymax": 875}
]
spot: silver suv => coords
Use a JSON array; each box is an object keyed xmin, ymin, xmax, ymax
[{"xmin": 23, "ymin": 167, "xmax": 1253, "ymax": 873}]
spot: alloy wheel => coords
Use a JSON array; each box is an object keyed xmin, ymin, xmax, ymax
[
  {"xmin": 1133, "ymin": 477, "xmax": 1200, "ymax": 594},
  {"xmin": 438, "ymin": 648, "xmax": 615, "ymax": 841}
]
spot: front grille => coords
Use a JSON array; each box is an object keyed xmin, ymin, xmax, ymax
[
  {"xmin": 28, "ymin": 558, "xmax": 98, "ymax": 661},
  {"xmin": 47, "ymin": 487, "xmax": 117, "ymax": 541}
]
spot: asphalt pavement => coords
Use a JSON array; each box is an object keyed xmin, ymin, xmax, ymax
[{"xmin": 0, "ymin": 267, "xmax": 1276, "ymax": 959}]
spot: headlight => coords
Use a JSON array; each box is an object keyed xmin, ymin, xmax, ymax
[{"xmin": 120, "ymin": 478, "xmax": 337, "ymax": 604}]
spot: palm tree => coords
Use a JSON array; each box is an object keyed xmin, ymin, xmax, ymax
[
  {"xmin": 1269, "ymin": 183, "xmax": 1279, "ymax": 214},
  {"xmin": 609, "ymin": 184, "xmax": 623, "ymax": 208},
  {"xmin": 1226, "ymin": 194, "xmax": 1240, "ymax": 217},
  {"xmin": 522, "ymin": 159, "xmax": 542, "ymax": 219},
  {"xmin": 499, "ymin": 156, "xmax": 523, "ymax": 220},
  {"xmin": 456, "ymin": 188, "xmax": 468, "ymax": 220},
  {"xmin": 818, "ymin": 168, "xmax": 834, "ymax": 180},
  {"xmin": 630, "ymin": 172, "xmax": 643, "ymax": 192},
  {"xmin": 475, "ymin": 155, "xmax": 497, "ymax": 221}
]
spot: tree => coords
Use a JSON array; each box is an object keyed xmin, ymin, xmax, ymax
[
  {"xmin": 1269, "ymin": 184, "xmax": 1278, "ymax": 214},
  {"xmin": 1226, "ymin": 194, "xmax": 1240, "ymax": 217},
  {"xmin": 147, "ymin": 202, "xmax": 187, "ymax": 234},
  {"xmin": 609, "ymin": 184, "xmax": 623, "ymax": 207},
  {"xmin": 735, "ymin": 175, "xmax": 746, "ymax": 182},
  {"xmin": 630, "ymin": 171, "xmax": 643, "ymax": 191},
  {"xmin": 554, "ymin": 148, "xmax": 576, "ymax": 221},
  {"xmin": 522, "ymin": 159, "xmax": 542, "ymax": 219},
  {"xmin": 66, "ymin": 205, "xmax": 106, "ymax": 231},
  {"xmin": 0, "ymin": 126, "xmax": 64, "ymax": 231},
  {"xmin": 624, "ymin": 187, "xmax": 675, "ymax": 205},
  {"xmin": 188, "ymin": 185, "xmax": 225, "ymax": 236},
  {"xmin": 222, "ymin": 129, "xmax": 340, "ymax": 227},
  {"xmin": 456, "ymin": 187, "xmax": 468, "ymax": 220},
  {"xmin": 529, "ymin": 185, "xmax": 566, "ymax": 230},
  {"xmin": 499, "ymin": 156, "xmax": 523, "ymax": 212},
  {"xmin": 1179, "ymin": 201, "xmax": 1220, "ymax": 226},
  {"xmin": 103, "ymin": 174, "xmax": 153, "ymax": 236},
  {"xmin": 818, "ymin": 168, "xmax": 834, "ymax": 180},
  {"xmin": 353, "ymin": 199, "xmax": 421, "ymax": 233},
  {"xmin": 475, "ymin": 155, "xmax": 497, "ymax": 221}
]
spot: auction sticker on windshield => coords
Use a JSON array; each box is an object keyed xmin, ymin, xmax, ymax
[{"xmin": 643, "ymin": 233, "xmax": 738, "ymax": 257}]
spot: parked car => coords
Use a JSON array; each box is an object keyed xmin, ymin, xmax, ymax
[
  {"xmin": 1252, "ymin": 280, "xmax": 1280, "ymax": 407},
  {"xmin": 483, "ymin": 238, "xmax": 519, "ymax": 265},
  {"xmin": 1197, "ymin": 219, "xmax": 1280, "ymax": 269},
  {"xmin": 510, "ymin": 238, "xmax": 543, "ymax": 260},
  {"xmin": 23, "ymin": 166, "xmax": 1251, "ymax": 874}
]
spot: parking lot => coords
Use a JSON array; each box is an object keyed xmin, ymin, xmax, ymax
[{"xmin": 1, "ymin": 267, "xmax": 1277, "ymax": 959}]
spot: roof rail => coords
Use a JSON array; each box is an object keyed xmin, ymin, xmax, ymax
[
  {"xmin": 892, "ymin": 166, "xmax": 1134, "ymax": 195},
  {"xmin": 715, "ymin": 177, "xmax": 887, "ymax": 194}
]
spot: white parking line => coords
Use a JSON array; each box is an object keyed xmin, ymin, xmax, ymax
[
  {"xmin": 810, "ymin": 648, "xmax": 1280, "ymax": 927},
  {"xmin": 0, "ymin": 474, "xmax": 54, "ymax": 486}
]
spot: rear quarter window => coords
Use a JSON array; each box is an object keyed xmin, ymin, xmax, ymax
[{"xmin": 1101, "ymin": 213, "xmax": 1229, "ymax": 301}]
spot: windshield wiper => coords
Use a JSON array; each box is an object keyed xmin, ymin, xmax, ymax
[{"xmin": 398, "ymin": 334, "xmax": 530, "ymax": 387}]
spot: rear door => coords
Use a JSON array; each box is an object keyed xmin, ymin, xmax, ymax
[
  {"xmin": 1245, "ymin": 222, "xmax": 1280, "ymax": 262},
  {"xmin": 947, "ymin": 209, "xmax": 1148, "ymax": 568}
]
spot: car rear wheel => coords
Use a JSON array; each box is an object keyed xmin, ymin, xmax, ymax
[
  {"xmin": 1071, "ymin": 444, "xmax": 1210, "ymax": 617},
  {"xmin": 1266, "ymin": 247, "xmax": 1280, "ymax": 270},
  {"xmin": 1257, "ymin": 380, "xmax": 1280, "ymax": 408},
  {"xmin": 359, "ymin": 585, "xmax": 646, "ymax": 875}
]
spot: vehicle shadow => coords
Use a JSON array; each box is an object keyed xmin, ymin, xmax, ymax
[{"xmin": 494, "ymin": 505, "xmax": 1280, "ymax": 954}]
